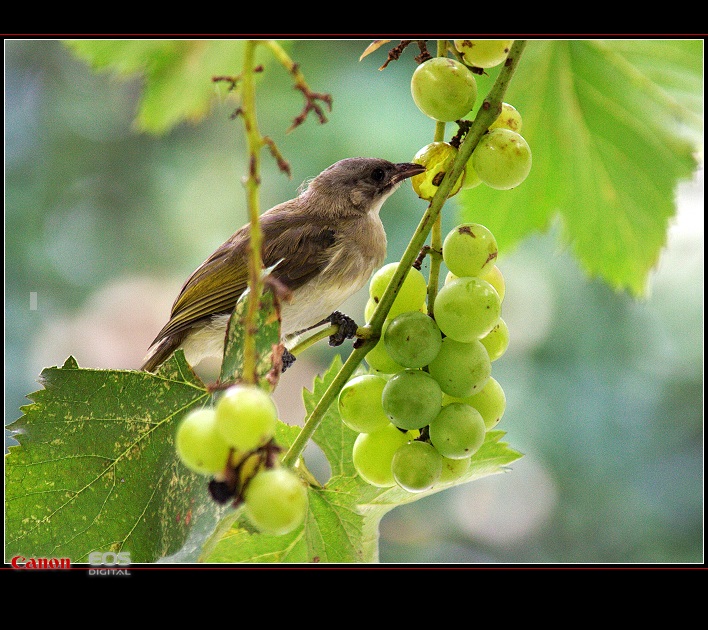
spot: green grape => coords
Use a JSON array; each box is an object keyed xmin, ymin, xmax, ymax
[
  {"xmin": 480, "ymin": 317, "xmax": 510, "ymax": 361},
  {"xmin": 428, "ymin": 337, "xmax": 491, "ymax": 398},
  {"xmin": 384, "ymin": 310, "xmax": 442, "ymax": 368},
  {"xmin": 447, "ymin": 376, "xmax": 506, "ymax": 430},
  {"xmin": 448, "ymin": 265, "xmax": 505, "ymax": 303},
  {"xmin": 338, "ymin": 374, "xmax": 391, "ymax": 433},
  {"xmin": 442, "ymin": 223, "xmax": 498, "ymax": 278},
  {"xmin": 472, "ymin": 128, "xmax": 532, "ymax": 190},
  {"xmin": 411, "ymin": 56, "xmax": 477, "ymax": 122},
  {"xmin": 429, "ymin": 402, "xmax": 487, "ymax": 459},
  {"xmin": 461, "ymin": 159, "xmax": 482, "ymax": 189},
  {"xmin": 438, "ymin": 455, "xmax": 472, "ymax": 484},
  {"xmin": 215, "ymin": 384, "xmax": 278, "ymax": 451},
  {"xmin": 369, "ymin": 262, "xmax": 428, "ymax": 320},
  {"xmin": 352, "ymin": 423, "xmax": 415, "ymax": 487},
  {"xmin": 489, "ymin": 102, "xmax": 522, "ymax": 133},
  {"xmin": 244, "ymin": 467, "xmax": 308, "ymax": 535},
  {"xmin": 454, "ymin": 39, "xmax": 513, "ymax": 68},
  {"xmin": 478, "ymin": 264, "xmax": 505, "ymax": 303},
  {"xmin": 382, "ymin": 369, "xmax": 442, "ymax": 430},
  {"xmin": 175, "ymin": 408, "xmax": 231, "ymax": 475},
  {"xmin": 391, "ymin": 440, "xmax": 443, "ymax": 492},
  {"xmin": 365, "ymin": 319, "xmax": 405, "ymax": 374},
  {"xmin": 411, "ymin": 142, "xmax": 466, "ymax": 201},
  {"xmin": 434, "ymin": 276, "xmax": 501, "ymax": 342}
]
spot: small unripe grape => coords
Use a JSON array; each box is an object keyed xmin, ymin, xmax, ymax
[
  {"xmin": 352, "ymin": 423, "xmax": 414, "ymax": 487},
  {"xmin": 480, "ymin": 317, "xmax": 510, "ymax": 361},
  {"xmin": 489, "ymin": 102, "xmax": 522, "ymax": 133},
  {"xmin": 384, "ymin": 310, "xmax": 442, "ymax": 368},
  {"xmin": 472, "ymin": 128, "xmax": 532, "ymax": 190},
  {"xmin": 478, "ymin": 265, "xmax": 506, "ymax": 303},
  {"xmin": 175, "ymin": 408, "xmax": 231, "ymax": 475},
  {"xmin": 428, "ymin": 337, "xmax": 491, "ymax": 398},
  {"xmin": 391, "ymin": 440, "xmax": 443, "ymax": 492},
  {"xmin": 429, "ymin": 402, "xmax": 487, "ymax": 459},
  {"xmin": 434, "ymin": 276, "xmax": 502, "ymax": 342},
  {"xmin": 365, "ymin": 319, "xmax": 406, "ymax": 374},
  {"xmin": 215, "ymin": 384, "xmax": 278, "ymax": 451},
  {"xmin": 454, "ymin": 39, "xmax": 513, "ymax": 68},
  {"xmin": 446, "ymin": 265, "xmax": 506, "ymax": 303},
  {"xmin": 442, "ymin": 223, "xmax": 498, "ymax": 278},
  {"xmin": 438, "ymin": 455, "xmax": 471, "ymax": 484},
  {"xmin": 338, "ymin": 374, "xmax": 391, "ymax": 433},
  {"xmin": 382, "ymin": 369, "xmax": 442, "ymax": 430},
  {"xmin": 411, "ymin": 142, "xmax": 466, "ymax": 201},
  {"xmin": 461, "ymin": 160, "xmax": 482, "ymax": 189},
  {"xmin": 244, "ymin": 467, "xmax": 308, "ymax": 535},
  {"xmin": 369, "ymin": 262, "xmax": 428, "ymax": 320},
  {"xmin": 444, "ymin": 376, "xmax": 507, "ymax": 430},
  {"xmin": 411, "ymin": 57, "xmax": 477, "ymax": 122}
]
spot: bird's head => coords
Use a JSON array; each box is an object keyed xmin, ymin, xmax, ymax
[{"xmin": 303, "ymin": 157, "xmax": 426, "ymax": 216}]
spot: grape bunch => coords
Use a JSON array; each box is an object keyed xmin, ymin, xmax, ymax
[
  {"xmin": 175, "ymin": 384, "xmax": 307, "ymax": 535},
  {"xmin": 409, "ymin": 40, "xmax": 532, "ymax": 194},
  {"xmin": 340, "ymin": 223, "xmax": 508, "ymax": 493}
]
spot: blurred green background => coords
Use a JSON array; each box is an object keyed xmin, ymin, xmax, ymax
[{"xmin": 5, "ymin": 39, "xmax": 703, "ymax": 564}]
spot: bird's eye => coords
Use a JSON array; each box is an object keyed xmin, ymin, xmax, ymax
[{"xmin": 371, "ymin": 167, "xmax": 386, "ymax": 182}]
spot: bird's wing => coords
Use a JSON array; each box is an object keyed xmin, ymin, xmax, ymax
[
  {"xmin": 149, "ymin": 212, "xmax": 338, "ymax": 344},
  {"xmin": 264, "ymin": 217, "xmax": 337, "ymax": 290},
  {"xmin": 150, "ymin": 236, "xmax": 250, "ymax": 343}
]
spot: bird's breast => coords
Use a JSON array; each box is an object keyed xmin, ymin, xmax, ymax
[{"xmin": 281, "ymin": 214, "xmax": 386, "ymax": 335}]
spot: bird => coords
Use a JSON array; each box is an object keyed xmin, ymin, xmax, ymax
[{"xmin": 141, "ymin": 157, "xmax": 426, "ymax": 372}]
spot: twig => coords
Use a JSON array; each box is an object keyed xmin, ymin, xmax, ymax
[
  {"xmin": 239, "ymin": 41, "xmax": 266, "ymax": 385},
  {"xmin": 262, "ymin": 40, "xmax": 333, "ymax": 133}
]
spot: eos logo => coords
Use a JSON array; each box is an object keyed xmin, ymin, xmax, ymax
[{"xmin": 88, "ymin": 551, "xmax": 131, "ymax": 576}]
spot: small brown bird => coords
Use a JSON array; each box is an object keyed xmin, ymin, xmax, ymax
[{"xmin": 141, "ymin": 157, "xmax": 425, "ymax": 372}]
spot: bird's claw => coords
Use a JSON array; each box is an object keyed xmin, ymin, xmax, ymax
[
  {"xmin": 281, "ymin": 348, "xmax": 297, "ymax": 372},
  {"xmin": 328, "ymin": 311, "xmax": 358, "ymax": 347}
]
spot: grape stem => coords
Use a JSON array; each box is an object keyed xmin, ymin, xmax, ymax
[
  {"xmin": 427, "ymin": 41, "xmax": 449, "ymax": 316},
  {"xmin": 239, "ymin": 41, "xmax": 265, "ymax": 386},
  {"xmin": 282, "ymin": 39, "xmax": 528, "ymax": 469}
]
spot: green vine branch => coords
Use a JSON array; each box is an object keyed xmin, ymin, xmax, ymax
[
  {"xmin": 214, "ymin": 40, "xmax": 335, "ymax": 386},
  {"xmin": 283, "ymin": 40, "xmax": 528, "ymax": 468},
  {"xmin": 237, "ymin": 41, "xmax": 266, "ymax": 386}
]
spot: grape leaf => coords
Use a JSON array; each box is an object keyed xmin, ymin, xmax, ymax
[
  {"xmin": 220, "ymin": 285, "xmax": 283, "ymax": 385},
  {"xmin": 4, "ymin": 353, "xmax": 224, "ymax": 563},
  {"xmin": 457, "ymin": 39, "xmax": 702, "ymax": 296},
  {"xmin": 201, "ymin": 355, "xmax": 522, "ymax": 563},
  {"xmin": 64, "ymin": 40, "xmax": 253, "ymax": 134}
]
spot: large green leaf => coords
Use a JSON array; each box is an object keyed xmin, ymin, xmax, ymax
[
  {"xmin": 201, "ymin": 355, "xmax": 523, "ymax": 563},
  {"xmin": 4, "ymin": 354, "xmax": 222, "ymax": 563},
  {"xmin": 64, "ymin": 40, "xmax": 252, "ymax": 133},
  {"xmin": 457, "ymin": 39, "xmax": 702, "ymax": 296}
]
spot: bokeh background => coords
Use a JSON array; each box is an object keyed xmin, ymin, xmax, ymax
[{"xmin": 5, "ymin": 39, "xmax": 703, "ymax": 564}]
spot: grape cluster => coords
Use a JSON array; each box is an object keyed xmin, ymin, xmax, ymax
[
  {"xmin": 340, "ymin": 223, "xmax": 508, "ymax": 493},
  {"xmin": 409, "ymin": 40, "xmax": 532, "ymax": 195},
  {"xmin": 175, "ymin": 384, "xmax": 307, "ymax": 535}
]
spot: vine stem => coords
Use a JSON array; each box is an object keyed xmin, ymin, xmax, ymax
[
  {"xmin": 427, "ymin": 40, "xmax": 449, "ymax": 316},
  {"xmin": 240, "ymin": 40, "xmax": 265, "ymax": 385},
  {"xmin": 283, "ymin": 40, "xmax": 528, "ymax": 468}
]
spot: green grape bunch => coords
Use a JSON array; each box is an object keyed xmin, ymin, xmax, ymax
[
  {"xmin": 175, "ymin": 383, "xmax": 308, "ymax": 536},
  {"xmin": 340, "ymin": 219, "xmax": 510, "ymax": 494}
]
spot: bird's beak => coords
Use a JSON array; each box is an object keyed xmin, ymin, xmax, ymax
[{"xmin": 392, "ymin": 162, "xmax": 427, "ymax": 184}]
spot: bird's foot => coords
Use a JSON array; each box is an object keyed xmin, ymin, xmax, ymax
[
  {"xmin": 281, "ymin": 348, "xmax": 297, "ymax": 372},
  {"xmin": 327, "ymin": 311, "xmax": 359, "ymax": 347}
]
